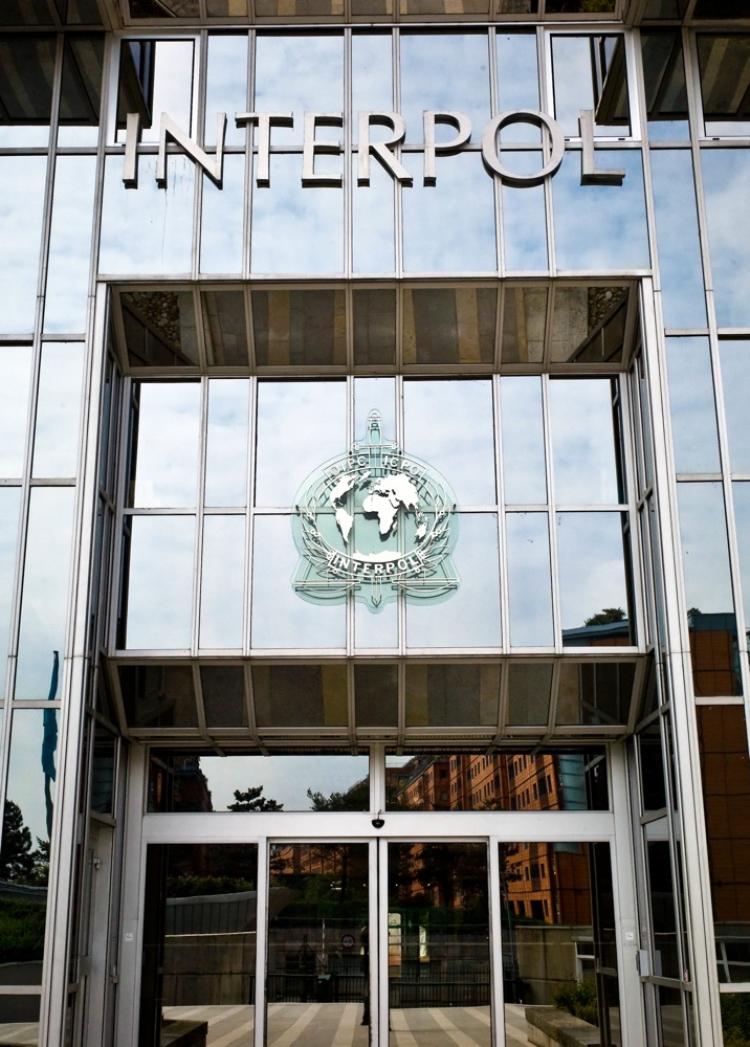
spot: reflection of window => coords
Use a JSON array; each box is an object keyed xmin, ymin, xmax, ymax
[
  {"xmin": 697, "ymin": 35, "xmax": 750, "ymax": 136},
  {"xmin": 551, "ymin": 34, "xmax": 630, "ymax": 137}
]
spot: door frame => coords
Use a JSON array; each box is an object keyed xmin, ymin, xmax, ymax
[{"xmin": 114, "ymin": 743, "xmax": 644, "ymax": 1047}]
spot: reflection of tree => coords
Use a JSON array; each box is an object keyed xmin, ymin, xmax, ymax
[
  {"xmin": 306, "ymin": 777, "xmax": 369, "ymax": 812},
  {"xmin": 0, "ymin": 801, "xmax": 48, "ymax": 886},
  {"xmin": 0, "ymin": 802, "xmax": 48, "ymax": 967},
  {"xmin": 584, "ymin": 607, "xmax": 625, "ymax": 626},
  {"xmin": 227, "ymin": 785, "xmax": 283, "ymax": 812}
]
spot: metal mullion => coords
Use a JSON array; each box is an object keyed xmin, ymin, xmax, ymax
[
  {"xmin": 488, "ymin": 26, "xmax": 504, "ymax": 278},
  {"xmin": 346, "ymin": 376, "xmax": 355, "ymax": 658},
  {"xmin": 393, "ymin": 29, "xmax": 404, "ymax": 280},
  {"xmin": 681, "ymin": 26, "xmax": 715, "ymax": 301},
  {"xmin": 107, "ymin": 376, "xmax": 133, "ymax": 653},
  {"xmin": 344, "ymin": 27, "xmax": 353, "ymax": 281},
  {"xmin": 347, "ymin": 660, "xmax": 357, "ymax": 747},
  {"xmin": 493, "ymin": 375, "xmax": 509, "ymax": 654},
  {"xmin": 619, "ymin": 372, "xmax": 648, "ymax": 652},
  {"xmin": 494, "ymin": 281, "xmax": 504, "ymax": 370},
  {"xmin": 539, "ymin": 375, "xmax": 561, "ymax": 655},
  {"xmin": 395, "ymin": 374, "xmax": 406, "ymax": 655},
  {"xmin": 253, "ymin": 834, "xmax": 268, "ymax": 1047},
  {"xmin": 246, "ymin": 378, "xmax": 258, "ymax": 655},
  {"xmin": 192, "ymin": 378, "xmax": 209, "ymax": 657},
  {"xmin": 485, "ymin": 837, "xmax": 504, "ymax": 1047}
]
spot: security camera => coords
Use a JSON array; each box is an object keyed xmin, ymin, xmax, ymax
[{"xmin": 371, "ymin": 815, "xmax": 385, "ymax": 829}]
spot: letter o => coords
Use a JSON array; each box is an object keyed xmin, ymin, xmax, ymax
[{"xmin": 481, "ymin": 110, "xmax": 564, "ymax": 187}]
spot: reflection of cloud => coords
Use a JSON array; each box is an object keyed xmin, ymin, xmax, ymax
[
  {"xmin": 205, "ymin": 35, "xmax": 248, "ymax": 147},
  {"xmin": 719, "ymin": 342, "xmax": 750, "ymax": 473},
  {"xmin": 15, "ymin": 489, "xmax": 76, "ymax": 699},
  {"xmin": 205, "ymin": 380, "xmax": 249, "ymax": 507},
  {"xmin": 0, "ymin": 491, "xmax": 21, "ymax": 695},
  {"xmin": 701, "ymin": 150, "xmax": 750, "ymax": 328},
  {"xmin": 0, "ymin": 156, "xmax": 47, "ymax": 334},
  {"xmin": 506, "ymin": 512, "xmax": 553, "ymax": 646},
  {"xmin": 557, "ymin": 512, "xmax": 628, "ymax": 630},
  {"xmin": 731, "ymin": 483, "xmax": 750, "ymax": 624},
  {"xmin": 501, "ymin": 377, "xmax": 546, "ymax": 503},
  {"xmin": 502, "ymin": 153, "xmax": 547, "ymax": 272},
  {"xmin": 254, "ymin": 34, "xmax": 343, "ymax": 147},
  {"xmin": 198, "ymin": 754, "xmax": 368, "ymax": 811},
  {"xmin": 200, "ymin": 516, "xmax": 244, "ymax": 649},
  {"xmin": 127, "ymin": 516, "xmax": 194, "ymax": 649},
  {"xmin": 353, "ymin": 154, "xmax": 395, "ymax": 273},
  {"xmin": 8, "ymin": 711, "xmax": 54, "ymax": 846},
  {"xmin": 666, "ymin": 338, "xmax": 719, "ymax": 473},
  {"xmin": 352, "ymin": 34, "xmax": 393, "ymax": 134},
  {"xmin": 44, "ymin": 156, "xmax": 97, "ymax": 334},
  {"xmin": 0, "ymin": 349, "xmax": 32, "ymax": 476},
  {"xmin": 553, "ymin": 151, "xmax": 649, "ymax": 271},
  {"xmin": 678, "ymin": 483, "xmax": 734, "ymax": 614},
  {"xmin": 650, "ymin": 151, "xmax": 706, "ymax": 329},
  {"xmin": 551, "ymin": 37, "xmax": 596, "ymax": 135},
  {"xmin": 134, "ymin": 384, "xmax": 201, "ymax": 507},
  {"xmin": 201, "ymin": 155, "xmax": 244, "ymax": 274},
  {"xmin": 33, "ymin": 343, "xmax": 84, "ymax": 478},
  {"xmin": 549, "ymin": 380, "xmax": 619, "ymax": 504},
  {"xmin": 139, "ymin": 40, "xmax": 194, "ymax": 143},
  {"xmin": 400, "ymin": 33, "xmax": 490, "ymax": 145}
]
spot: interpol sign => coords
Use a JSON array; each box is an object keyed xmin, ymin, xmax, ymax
[{"xmin": 292, "ymin": 411, "xmax": 458, "ymax": 612}]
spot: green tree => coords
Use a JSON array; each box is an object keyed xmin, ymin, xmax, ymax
[
  {"xmin": 0, "ymin": 801, "xmax": 35, "ymax": 882},
  {"xmin": 227, "ymin": 785, "xmax": 284, "ymax": 812},
  {"xmin": 584, "ymin": 607, "xmax": 626, "ymax": 626}
]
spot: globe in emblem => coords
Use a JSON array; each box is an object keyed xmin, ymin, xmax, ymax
[{"xmin": 292, "ymin": 410, "xmax": 459, "ymax": 612}]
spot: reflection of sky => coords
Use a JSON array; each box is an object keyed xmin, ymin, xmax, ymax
[
  {"xmin": 557, "ymin": 512, "xmax": 628, "ymax": 630},
  {"xmin": 32, "ymin": 343, "xmax": 84, "ymax": 479},
  {"xmin": 354, "ymin": 377, "xmax": 396, "ymax": 438},
  {"xmin": 8, "ymin": 711, "xmax": 54, "ymax": 846},
  {"xmin": 127, "ymin": 515, "xmax": 195, "ymax": 649},
  {"xmin": 500, "ymin": 377, "xmax": 546, "ymax": 504},
  {"xmin": 352, "ymin": 33, "xmax": 393, "ymax": 141},
  {"xmin": 205, "ymin": 380, "xmax": 249, "ymax": 507},
  {"xmin": 134, "ymin": 383, "xmax": 201, "ymax": 507},
  {"xmin": 100, "ymin": 155, "xmax": 194, "ymax": 275},
  {"xmin": 201, "ymin": 155, "xmax": 245, "ymax": 274},
  {"xmin": 553, "ymin": 151, "xmax": 649, "ymax": 271},
  {"xmin": 255, "ymin": 381, "xmax": 346, "ymax": 506},
  {"xmin": 194, "ymin": 755, "xmax": 368, "ymax": 811},
  {"xmin": 666, "ymin": 338, "xmax": 719, "ymax": 474},
  {"xmin": 497, "ymin": 32, "xmax": 540, "ymax": 143},
  {"xmin": 44, "ymin": 156, "xmax": 97, "ymax": 334},
  {"xmin": 138, "ymin": 40, "xmax": 194, "ymax": 142},
  {"xmin": 551, "ymin": 36, "xmax": 627, "ymax": 137},
  {"xmin": 719, "ymin": 342, "xmax": 750, "ymax": 474},
  {"xmin": 501, "ymin": 152, "xmax": 548, "ymax": 271},
  {"xmin": 15, "ymin": 488, "xmax": 75, "ymax": 698},
  {"xmin": 701, "ymin": 150, "xmax": 750, "ymax": 328},
  {"xmin": 252, "ymin": 515, "xmax": 345, "ymax": 649},
  {"xmin": 650, "ymin": 151, "xmax": 706, "ymax": 329},
  {"xmin": 407, "ymin": 513, "xmax": 500, "ymax": 648},
  {"xmin": 200, "ymin": 516, "xmax": 244, "ymax": 649},
  {"xmin": 400, "ymin": 33, "xmax": 490, "ymax": 145},
  {"xmin": 0, "ymin": 491, "xmax": 21, "ymax": 698},
  {"xmin": 677, "ymin": 482, "xmax": 734, "ymax": 615},
  {"xmin": 205, "ymin": 34, "xmax": 248, "ymax": 146},
  {"xmin": 353, "ymin": 153, "xmax": 395, "ymax": 273},
  {"xmin": 0, "ymin": 156, "xmax": 47, "ymax": 334},
  {"xmin": 254, "ymin": 34, "xmax": 343, "ymax": 147},
  {"xmin": 402, "ymin": 152, "xmax": 496, "ymax": 273},
  {"xmin": 404, "ymin": 380, "xmax": 495, "ymax": 506},
  {"xmin": 0, "ymin": 348, "xmax": 32, "ymax": 477},
  {"xmin": 507, "ymin": 512, "xmax": 553, "ymax": 646},
  {"xmin": 251, "ymin": 153, "xmax": 343, "ymax": 274},
  {"xmin": 731, "ymin": 483, "xmax": 750, "ymax": 625},
  {"xmin": 549, "ymin": 380, "xmax": 619, "ymax": 504}
]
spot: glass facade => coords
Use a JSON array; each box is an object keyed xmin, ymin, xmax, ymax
[{"xmin": 0, "ymin": 4, "xmax": 750, "ymax": 1046}]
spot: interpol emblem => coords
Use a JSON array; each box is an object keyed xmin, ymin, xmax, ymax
[{"xmin": 292, "ymin": 410, "xmax": 459, "ymax": 612}]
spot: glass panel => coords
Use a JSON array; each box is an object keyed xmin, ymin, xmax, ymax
[
  {"xmin": 122, "ymin": 290, "xmax": 199, "ymax": 369},
  {"xmin": 650, "ymin": 151, "xmax": 706, "ymax": 329},
  {"xmin": 697, "ymin": 35, "xmax": 750, "ymax": 136},
  {"xmin": 32, "ymin": 342, "xmax": 84, "ymax": 478},
  {"xmin": 0, "ymin": 711, "xmax": 57, "ymax": 986},
  {"xmin": 58, "ymin": 34, "xmax": 104, "ymax": 147},
  {"xmin": 507, "ymin": 513, "xmax": 553, "ymax": 647},
  {"xmin": 666, "ymin": 337, "xmax": 719, "ymax": 474},
  {"xmin": 252, "ymin": 290, "xmax": 346, "ymax": 367},
  {"xmin": 125, "ymin": 515, "xmax": 195, "ymax": 649},
  {"xmin": 148, "ymin": 752, "xmax": 368, "ymax": 811},
  {"xmin": 15, "ymin": 488, "xmax": 75, "ymax": 699},
  {"xmin": 267, "ymin": 844, "xmax": 369, "ymax": 1042},
  {"xmin": 252, "ymin": 665, "xmax": 347, "ymax": 727},
  {"xmin": 400, "ymin": 32, "xmax": 490, "ymax": 145},
  {"xmin": 677, "ymin": 482, "xmax": 740, "ymax": 697},
  {"xmin": 353, "ymin": 288, "xmax": 396, "ymax": 366},
  {"xmin": 202, "ymin": 290, "xmax": 249, "ymax": 367},
  {"xmin": 0, "ymin": 155, "xmax": 47, "ymax": 334},
  {"xmin": 733, "ymin": 483, "xmax": 750, "ymax": 640},
  {"xmin": 353, "ymin": 153, "xmax": 395, "ymax": 274},
  {"xmin": 502, "ymin": 152, "xmax": 548, "ymax": 271},
  {"xmin": 205, "ymin": 34, "xmax": 247, "ymax": 146},
  {"xmin": 658, "ymin": 986, "xmax": 687, "ymax": 1047},
  {"xmin": 0, "ymin": 346, "xmax": 31, "ymax": 477},
  {"xmin": 0, "ymin": 490, "xmax": 20, "ymax": 699},
  {"xmin": 549, "ymin": 286, "xmax": 628, "ymax": 366},
  {"xmin": 205, "ymin": 380, "xmax": 248, "ymax": 507},
  {"xmin": 557, "ymin": 514, "xmax": 631, "ymax": 646},
  {"xmin": 354, "ymin": 663, "xmax": 398, "ymax": 726},
  {"xmin": 352, "ymin": 33, "xmax": 392, "ymax": 144},
  {"xmin": 553, "ymin": 151, "xmax": 649, "ymax": 271},
  {"xmin": 644, "ymin": 827, "xmax": 680, "ymax": 980},
  {"xmin": 702, "ymin": 149, "xmax": 750, "ymax": 328},
  {"xmin": 549, "ymin": 380, "xmax": 620, "ymax": 505},
  {"xmin": 500, "ymin": 841, "xmax": 620, "ymax": 1044},
  {"xmin": 402, "ymin": 152, "xmax": 496, "ymax": 274},
  {"xmin": 639, "ymin": 719, "xmax": 667, "ymax": 811},
  {"xmin": 497, "ymin": 32, "xmax": 540, "ymax": 144},
  {"xmin": 0, "ymin": 34, "xmax": 55, "ymax": 146},
  {"xmin": 140, "ymin": 844, "xmax": 257, "ymax": 1047},
  {"xmin": 721, "ymin": 995, "xmax": 750, "ymax": 1044},
  {"xmin": 119, "ymin": 664, "xmax": 198, "ymax": 728},
  {"xmin": 641, "ymin": 30, "xmax": 689, "ymax": 142},
  {"xmin": 255, "ymin": 382, "xmax": 346, "ymax": 507},
  {"xmin": 403, "ymin": 288, "xmax": 496, "ymax": 366},
  {"xmin": 501, "ymin": 377, "xmax": 546, "ymax": 504},
  {"xmin": 100, "ymin": 156, "xmax": 194, "ymax": 276},
  {"xmin": 253, "ymin": 33, "xmax": 343, "ymax": 147},
  {"xmin": 131, "ymin": 383, "xmax": 201, "ymax": 508},
  {"xmin": 91, "ymin": 724, "xmax": 116, "ymax": 814},
  {"xmin": 406, "ymin": 514, "xmax": 500, "ymax": 649},
  {"xmin": 116, "ymin": 39, "xmax": 194, "ymax": 144},
  {"xmin": 200, "ymin": 154, "xmax": 245, "ymax": 274},
  {"xmin": 551, "ymin": 35, "xmax": 630, "ymax": 137},
  {"xmin": 200, "ymin": 516, "xmax": 244, "ymax": 649},
  {"xmin": 501, "ymin": 286, "xmax": 546, "ymax": 364},
  {"xmin": 721, "ymin": 342, "xmax": 750, "ymax": 474},
  {"xmin": 44, "ymin": 156, "xmax": 97, "ymax": 334},
  {"xmin": 697, "ymin": 705, "xmax": 750, "ymax": 983},
  {"xmin": 388, "ymin": 842, "xmax": 491, "ymax": 1045},
  {"xmin": 404, "ymin": 380, "xmax": 494, "ymax": 506},
  {"xmin": 201, "ymin": 665, "xmax": 247, "ymax": 728},
  {"xmin": 404, "ymin": 663, "xmax": 500, "ymax": 727},
  {"xmin": 507, "ymin": 664, "xmax": 552, "ymax": 727},
  {"xmin": 557, "ymin": 663, "xmax": 635, "ymax": 726}
]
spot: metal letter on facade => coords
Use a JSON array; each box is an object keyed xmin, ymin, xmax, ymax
[
  {"xmin": 423, "ymin": 111, "xmax": 472, "ymax": 186},
  {"xmin": 481, "ymin": 109, "xmax": 565, "ymax": 187},
  {"xmin": 579, "ymin": 109, "xmax": 626, "ymax": 186},
  {"xmin": 302, "ymin": 113, "xmax": 344, "ymax": 187},
  {"xmin": 156, "ymin": 112, "xmax": 227, "ymax": 189},
  {"xmin": 357, "ymin": 113, "xmax": 413, "ymax": 186},
  {"xmin": 292, "ymin": 411, "xmax": 459, "ymax": 612},
  {"xmin": 235, "ymin": 112, "xmax": 294, "ymax": 186}
]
